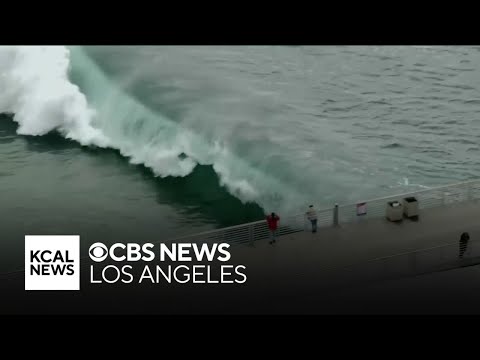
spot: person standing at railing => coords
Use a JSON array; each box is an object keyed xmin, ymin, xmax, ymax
[
  {"xmin": 306, "ymin": 205, "xmax": 318, "ymax": 233},
  {"xmin": 459, "ymin": 232, "xmax": 470, "ymax": 259},
  {"xmin": 266, "ymin": 212, "xmax": 280, "ymax": 245}
]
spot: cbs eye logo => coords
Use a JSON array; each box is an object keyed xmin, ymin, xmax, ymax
[{"xmin": 89, "ymin": 243, "xmax": 108, "ymax": 262}]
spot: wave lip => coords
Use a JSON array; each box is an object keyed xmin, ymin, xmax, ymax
[{"xmin": 0, "ymin": 46, "xmax": 110, "ymax": 147}]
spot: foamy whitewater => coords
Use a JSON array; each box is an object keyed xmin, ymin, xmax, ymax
[
  {"xmin": 1, "ymin": 45, "xmax": 480, "ymax": 216},
  {"xmin": 0, "ymin": 46, "xmax": 301, "ymax": 214},
  {"xmin": 0, "ymin": 47, "xmax": 109, "ymax": 146}
]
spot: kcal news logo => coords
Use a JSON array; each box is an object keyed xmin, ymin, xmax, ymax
[{"xmin": 25, "ymin": 235, "xmax": 80, "ymax": 290}]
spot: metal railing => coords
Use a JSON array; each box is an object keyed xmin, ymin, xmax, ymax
[
  {"xmin": 312, "ymin": 238, "xmax": 480, "ymax": 292},
  {"xmin": 166, "ymin": 178, "xmax": 480, "ymax": 246},
  {"xmin": 337, "ymin": 179, "xmax": 480, "ymax": 224}
]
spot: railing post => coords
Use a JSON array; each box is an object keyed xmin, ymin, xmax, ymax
[
  {"xmin": 333, "ymin": 203, "xmax": 339, "ymax": 227},
  {"xmin": 248, "ymin": 224, "xmax": 254, "ymax": 247}
]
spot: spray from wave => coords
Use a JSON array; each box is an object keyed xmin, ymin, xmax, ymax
[
  {"xmin": 0, "ymin": 46, "xmax": 304, "ymax": 215},
  {"xmin": 0, "ymin": 46, "xmax": 109, "ymax": 147}
]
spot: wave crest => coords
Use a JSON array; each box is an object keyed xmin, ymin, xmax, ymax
[{"xmin": 0, "ymin": 46, "xmax": 110, "ymax": 147}]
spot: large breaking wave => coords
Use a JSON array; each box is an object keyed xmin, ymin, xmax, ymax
[{"xmin": 0, "ymin": 46, "xmax": 304, "ymax": 214}]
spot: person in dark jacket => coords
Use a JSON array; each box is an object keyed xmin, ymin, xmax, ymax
[
  {"xmin": 459, "ymin": 232, "xmax": 470, "ymax": 259},
  {"xmin": 306, "ymin": 205, "xmax": 318, "ymax": 233},
  {"xmin": 266, "ymin": 212, "xmax": 280, "ymax": 245}
]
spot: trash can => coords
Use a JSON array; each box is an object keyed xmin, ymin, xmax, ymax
[
  {"xmin": 386, "ymin": 200, "xmax": 403, "ymax": 222},
  {"xmin": 403, "ymin": 196, "xmax": 419, "ymax": 219}
]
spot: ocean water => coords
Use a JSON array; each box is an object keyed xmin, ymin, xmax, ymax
[{"xmin": 1, "ymin": 45, "xmax": 480, "ymax": 271}]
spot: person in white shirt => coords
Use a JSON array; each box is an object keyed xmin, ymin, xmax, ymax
[{"xmin": 306, "ymin": 205, "xmax": 318, "ymax": 233}]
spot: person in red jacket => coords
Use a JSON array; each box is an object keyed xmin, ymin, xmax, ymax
[{"xmin": 266, "ymin": 212, "xmax": 280, "ymax": 245}]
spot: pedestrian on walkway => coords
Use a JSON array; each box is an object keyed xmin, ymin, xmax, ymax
[
  {"xmin": 459, "ymin": 232, "xmax": 470, "ymax": 259},
  {"xmin": 266, "ymin": 212, "xmax": 280, "ymax": 245},
  {"xmin": 306, "ymin": 205, "xmax": 318, "ymax": 233}
]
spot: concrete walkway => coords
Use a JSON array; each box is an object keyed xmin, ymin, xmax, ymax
[
  {"xmin": 234, "ymin": 200, "xmax": 480, "ymax": 271},
  {"xmin": 218, "ymin": 200, "xmax": 480, "ymax": 313}
]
